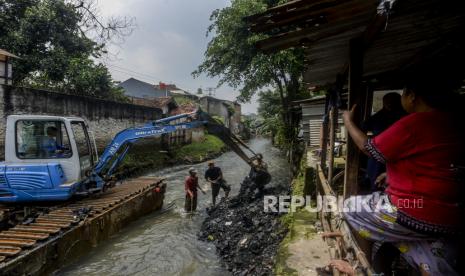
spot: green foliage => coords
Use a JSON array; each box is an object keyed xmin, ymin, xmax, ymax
[
  {"xmin": 211, "ymin": 115, "xmax": 225, "ymax": 124},
  {"xmin": 225, "ymin": 103, "xmax": 235, "ymax": 116},
  {"xmin": 193, "ymin": 0, "xmax": 304, "ymax": 103},
  {"xmin": 257, "ymin": 89, "xmax": 285, "ymax": 145},
  {"xmin": 194, "ymin": 0, "xmax": 306, "ymax": 149},
  {"xmin": 175, "ymin": 134, "xmax": 225, "ymax": 161},
  {"xmin": 0, "ymin": 0, "xmax": 131, "ymax": 101},
  {"xmin": 23, "ymin": 57, "xmax": 128, "ymax": 101}
]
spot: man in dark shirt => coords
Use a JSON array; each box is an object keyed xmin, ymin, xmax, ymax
[
  {"xmin": 205, "ymin": 161, "xmax": 230, "ymax": 206},
  {"xmin": 362, "ymin": 92, "xmax": 405, "ymax": 190}
]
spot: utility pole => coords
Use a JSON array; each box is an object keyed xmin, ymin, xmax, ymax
[{"xmin": 205, "ymin": 87, "xmax": 216, "ymax": 97}]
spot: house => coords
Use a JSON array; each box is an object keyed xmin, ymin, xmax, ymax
[
  {"xmin": 0, "ymin": 49, "xmax": 18, "ymax": 85},
  {"xmin": 293, "ymin": 96, "xmax": 344, "ymax": 148},
  {"xmin": 170, "ymin": 89, "xmax": 198, "ymax": 101},
  {"xmin": 118, "ymin": 78, "xmax": 170, "ymax": 99},
  {"xmin": 199, "ymin": 96, "xmax": 242, "ymax": 134},
  {"xmin": 130, "ymin": 96, "xmax": 178, "ymax": 115},
  {"xmin": 170, "ymin": 102, "xmax": 204, "ymax": 143}
]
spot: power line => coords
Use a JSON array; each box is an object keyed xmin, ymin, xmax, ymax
[
  {"xmin": 104, "ymin": 63, "xmax": 162, "ymax": 81},
  {"xmin": 109, "ymin": 68, "xmax": 157, "ymax": 84}
]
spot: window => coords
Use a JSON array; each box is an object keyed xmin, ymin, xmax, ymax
[
  {"xmin": 71, "ymin": 122, "xmax": 93, "ymax": 171},
  {"xmin": 16, "ymin": 120, "xmax": 72, "ymax": 159}
]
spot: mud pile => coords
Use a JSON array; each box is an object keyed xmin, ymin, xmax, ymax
[{"xmin": 199, "ymin": 177, "xmax": 290, "ymax": 275}]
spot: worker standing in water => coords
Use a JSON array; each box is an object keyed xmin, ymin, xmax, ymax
[
  {"xmin": 184, "ymin": 167, "xmax": 205, "ymax": 212},
  {"xmin": 205, "ymin": 161, "xmax": 230, "ymax": 206},
  {"xmin": 249, "ymin": 154, "xmax": 271, "ymax": 196}
]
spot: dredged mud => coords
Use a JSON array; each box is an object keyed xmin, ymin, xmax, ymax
[{"xmin": 199, "ymin": 176, "xmax": 291, "ymax": 275}]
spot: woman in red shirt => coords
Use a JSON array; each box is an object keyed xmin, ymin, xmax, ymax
[{"xmin": 343, "ymin": 74, "xmax": 464, "ymax": 275}]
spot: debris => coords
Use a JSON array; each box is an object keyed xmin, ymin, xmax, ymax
[
  {"xmin": 199, "ymin": 176, "xmax": 290, "ymax": 275},
  {"xmin": 327, "ymin": 259, "xmax": 355, "ymax": 276}
]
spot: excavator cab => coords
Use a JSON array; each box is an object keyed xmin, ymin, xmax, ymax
[{"xmin": 0, "ymin": 115, "xmax": 98, "ymax": 202}]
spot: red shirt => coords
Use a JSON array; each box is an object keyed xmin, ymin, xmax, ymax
[
  {"xmin": 185, "ymin": 176, "xmax": 198, "ymax": 194},
  {"xmin": 365, "ymin": 111, "xmax": 463, "ymax": 233}
]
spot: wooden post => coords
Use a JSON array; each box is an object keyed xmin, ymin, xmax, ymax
[
  {"xmin": 344, "ymin": 37, "xmax": 364, "ymax": 199},
  {"xmin": 327, "ymin": 106, "xmax": 337, "ymax": 184},
  {"xmin": 363, "ymin": 85, "xmax": 374, "ymax": 122},
  {"xmin": 320, "ymin": 112, "xmax": 329, "ymax": 172}
]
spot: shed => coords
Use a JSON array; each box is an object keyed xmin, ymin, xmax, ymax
[
  {"xmin": 294, "ymin": 96, "xmax": 344, "ymax": 147},
  {"xmin": 0, "ymin": 49, "xmax": 19, "ymax": 85}
]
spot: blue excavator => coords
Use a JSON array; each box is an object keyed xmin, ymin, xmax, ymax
[{"xmin": 0, "ymin": 110, "xmax": 269, "ymax": 203}]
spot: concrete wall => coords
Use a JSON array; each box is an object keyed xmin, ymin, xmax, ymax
[
  {"xmin": 192, "ymin": 127, "xmax": 205, "ymax": 142},
  {"xmin": 199, "ymin": 96, "xmax": 242, "ymax": 132},
  {"xmin": 0, "ymin": 85, "xmax": 163, "ymax": 160}
]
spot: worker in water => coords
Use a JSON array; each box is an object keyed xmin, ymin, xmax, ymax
[
  {"xmin": 251, "ymin": 153, "xmax": 268, "ymax": 171},
  {"xmin": 184, "ymin": 167, "xmax": 205, "ymax": 212},
  {"xmin": 249, "ymin": 153, "xmax": 271, "ymax": 196},
  {"xmin": 362, "ymin": 92, "xmax": 405, "ymax": 191},
  {"xmin": 204, "ymin": 160, "xmax": 230, "ymax": 206}
]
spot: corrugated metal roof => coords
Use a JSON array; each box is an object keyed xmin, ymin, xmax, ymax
[
  {"xmin": 248, "ymin": 0, "xmax": 465, "ymax": 87},
  {"xmin": 0, "ymin": 49, "xmax": 19, "ymax": 58}
]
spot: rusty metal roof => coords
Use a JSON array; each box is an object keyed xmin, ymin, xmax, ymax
[
  {"xmin": 248, "ymin": 0, "xmax": 465, "ymax": 88},
  {"xmin": 0, "ymin": 49, "xmax": 19, "ymax": 58}
]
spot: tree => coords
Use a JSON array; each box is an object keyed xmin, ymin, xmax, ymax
[
  {"xmin": 193, "ymin": 0, "xmax": 305, "ymax": 146},
  {"xmin": 197, "ymin": 87, "xmax": 203, "ymax": 95},
  {"xmin": 257, "ymin": 89, "xmax": 285, "ymax": 145},
  {"xmin": 0, "ymin": 0, "xmax": 134, "ymax": 100},
  {"xmin": 24, "ymin": 57, "xmax": 127, "ymax": 101}
]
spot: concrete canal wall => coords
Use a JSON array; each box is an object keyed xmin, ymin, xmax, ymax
[{"xmin": 0, "ymin": 84, "xmax": 164, "ymax": 159}]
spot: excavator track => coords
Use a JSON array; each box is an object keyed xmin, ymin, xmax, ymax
[{"xmin": 0, "ymin": 176, "xmax": 164, "ymax": 264}]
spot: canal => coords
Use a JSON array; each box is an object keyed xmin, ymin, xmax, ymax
[{"xmin": 57, "ymin": 138, "xmax": 291, "ymax": 276}]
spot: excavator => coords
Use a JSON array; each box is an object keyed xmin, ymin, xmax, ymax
[{"xmin": 0, "ymin": 110, "xmax": 270, "ymax": 203}]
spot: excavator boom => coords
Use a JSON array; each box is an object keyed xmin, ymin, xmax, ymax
[{"xmin": 86, "ymin": 109, "xmax": 268, "ymax": 193}]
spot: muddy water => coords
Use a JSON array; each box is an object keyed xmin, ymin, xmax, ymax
[{"xmin": 58, "ymin": 138, "xmax": 291, "ymax": 276}]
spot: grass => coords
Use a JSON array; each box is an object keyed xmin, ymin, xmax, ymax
[
  {"xmin": 112, "ymin": 134, "xmax": 226, "ymax": 178},
  {"xmin": 274, "ymin": 157, "xmax": 318, "ymax": 276},
  {"xmin": 175, "ymin": 134, "xmax": 225, "ymax": 162}
]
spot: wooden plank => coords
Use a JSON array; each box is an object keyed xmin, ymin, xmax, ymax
[
  {"xmin": 343, "ymin": 37, "xmax": 364, "ymax": 199},
  {"xmin": 317, "ymin": 165, "xmax": 374, "ymax": 274}
]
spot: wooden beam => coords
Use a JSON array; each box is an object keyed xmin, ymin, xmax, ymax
[
  {"xmin": 363, "ymin": 85, "xmax": 374, "ymax": 122},
  {"xmin": 320, "ymin": 113, "xmax": 329, "ymax": 172},
  {"xmin": 343, "ymin": 37, "xmax": 364, "ymax": 199},
  {"xmin": 327, "ymin": 105, "xmax": 337, "ymax": 184}
]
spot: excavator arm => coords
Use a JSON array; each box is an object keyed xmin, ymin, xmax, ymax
[
  {"xmin": 197, "ymin": 111, "xmax": 259, "ymax": 165},
  {"xmin": 84, "ymin": 110, "xmax": 268, "ymax": 193}
]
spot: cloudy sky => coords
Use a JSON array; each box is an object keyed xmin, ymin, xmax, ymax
[{"xmin": 97, "ymin": 0, "xmax": 258, "ymax": 114}]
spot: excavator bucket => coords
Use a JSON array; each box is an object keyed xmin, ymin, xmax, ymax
[{"xmin": 197, "ymin": 111, "xmax": 272, "ymax": 186}]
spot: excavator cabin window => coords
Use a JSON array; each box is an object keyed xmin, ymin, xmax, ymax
[
  {"xmin": 15, "ymin": 120, "xmax": 72, "ymax": 159},
  {"xmin": 70, "ymin": 121, "xmax": 94, "ymax": 176}
]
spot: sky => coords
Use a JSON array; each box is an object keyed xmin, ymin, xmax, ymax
[{"xmin": 97, "ymin": 0, "xmax": 258, "ymax": 114}]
